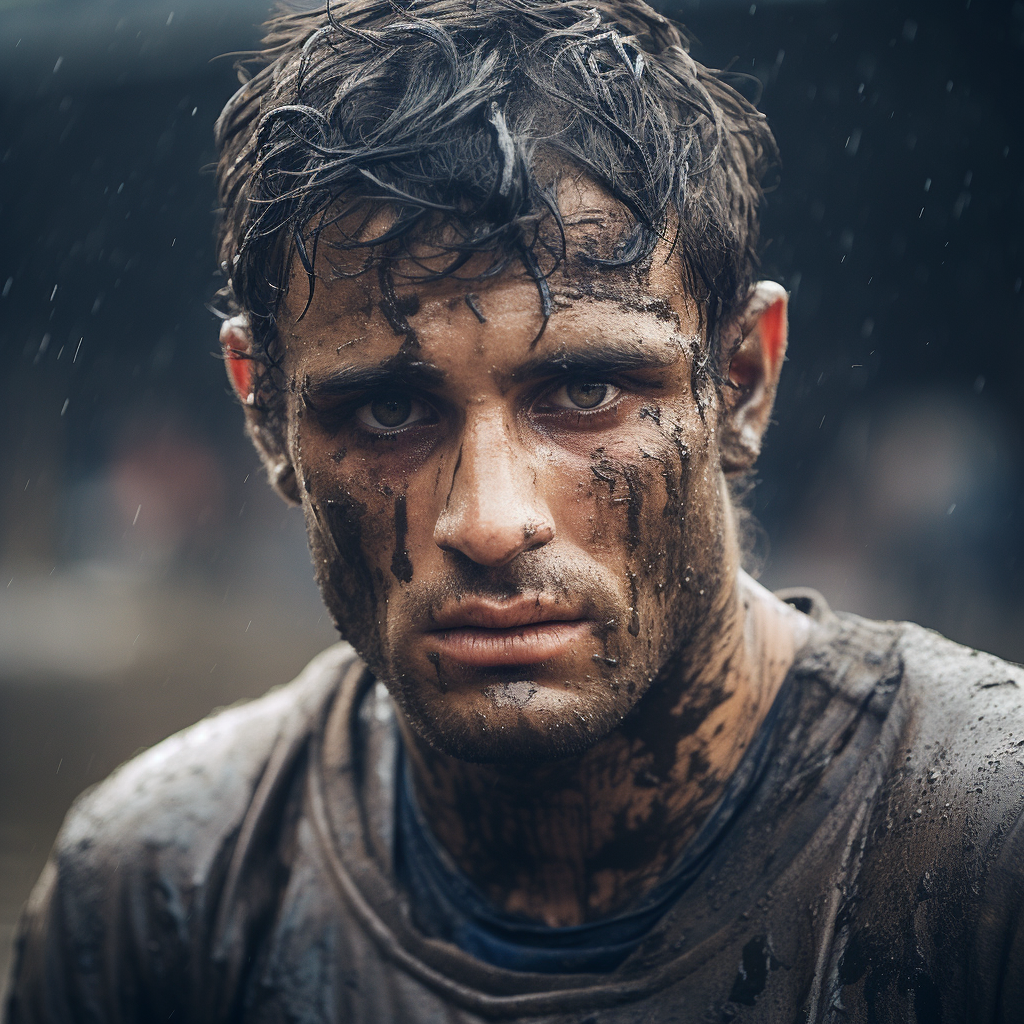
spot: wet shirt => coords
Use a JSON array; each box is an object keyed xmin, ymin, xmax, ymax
[{"xmin": 7, "ymin": 592, "xmax": 1024, "ymax": 1023}]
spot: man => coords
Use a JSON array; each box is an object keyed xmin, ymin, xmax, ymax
[{"xmin": 6, "ymin": 0, "xmax": 1024, "ymax": 1020}]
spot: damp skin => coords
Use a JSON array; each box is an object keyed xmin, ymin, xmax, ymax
[
  {"xmin": 285, "ymin": 260, "xmax": 721, "ymax": 760},
  {"xmin": 263, "ymin": 183, "xmax": 803, "ymax": 925}
]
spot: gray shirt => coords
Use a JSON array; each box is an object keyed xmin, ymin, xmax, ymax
[{"xmin": 6, "ymin": 592, "xmax": 1024, "ymax": 1022}]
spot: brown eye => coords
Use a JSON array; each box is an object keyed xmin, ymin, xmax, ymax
[
  {"xmin": 565, "ymin": 382, "xmax": 608, "ymax": 408},
  {"xmin": 355, "ymin": 392, "xmax": 431, "ymax": 432},
  {"xmin": 370, "ymin": 394, "xmax": 411, "ymax": 427},
  {"xmin": 545, "ymin": 380, "xmax": 620, "ymax": 413}
]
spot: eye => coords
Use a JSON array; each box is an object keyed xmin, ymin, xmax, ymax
[
  {"xmin": 355, "ymin": 391, "xmax": 433, "ymax": 432},
  {"xmin": 546, "ymin": 380, "xmax": 621, "ymax": 411}
]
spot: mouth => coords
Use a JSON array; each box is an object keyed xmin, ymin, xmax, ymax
[{"xmin": 424, "ymin": 597, "xmax": 594, "ymax": 668}]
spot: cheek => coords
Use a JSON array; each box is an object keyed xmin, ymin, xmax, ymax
[
  {"xmin": 574, "ymin": 420, "xmax": 700, "ymax": 550},
  {"xmin": 593, "ymin": 420, "xmax": 721, "ymax": 634},
  {"xmin": 296, "ymin": 433, "xmax": 410, "ymax": 640}
]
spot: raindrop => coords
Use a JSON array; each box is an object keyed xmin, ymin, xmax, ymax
[
  {"xmin": 902, "ymin": 19, "xmax": 917, "ymax": 41},
  {"xmin": 973, "ymin": 376, "xmax": 985, "ymax": 393},
  {"xmin": 924, "ymin": 177, "xmax": 931, "ymax": 191},
  {"xmin": 34, "ymin": 333, "xmax": 51, "ymax": 365},
  {"xmin": 60, "ymin": 399, "xmax": 69, "ymax": 416},
  {"xmin": 2, "ymin": 277, "xmax": 11, "ymax": 298}
]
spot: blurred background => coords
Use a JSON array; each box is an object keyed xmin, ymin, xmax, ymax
[{"xmin": 1, "ymin": 0, "xmax": 1022, "ymax": 995}]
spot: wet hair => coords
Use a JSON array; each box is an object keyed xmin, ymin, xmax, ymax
[{"xmin": 214, "ymin": 0, "xmax": 778, "ymax": 412}]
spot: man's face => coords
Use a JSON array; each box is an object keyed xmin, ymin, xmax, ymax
[{"xmin": 275, "ymin": 198, "xmax": 737, "ymax": 764}]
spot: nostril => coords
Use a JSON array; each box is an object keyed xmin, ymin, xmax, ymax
[{"xmin": 522, "ymin": 520, "xmax": 554, "ymax": 552}]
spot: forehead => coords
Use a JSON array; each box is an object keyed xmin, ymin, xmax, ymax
[
  {"xmin": 280, "ymin": 262, "xmax": 696, "ymax": 376},
  {"xmin": 277, "ymin": 176, "xmax": 697, "ymax": 370}
]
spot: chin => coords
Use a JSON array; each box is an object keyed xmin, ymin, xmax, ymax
[{"xmin": 390, "ymin": 675, "xmax": 637, "ymax": 766}]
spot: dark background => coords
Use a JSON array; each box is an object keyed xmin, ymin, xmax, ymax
[{"xmin": 1, "ymin": 0, "xmax": 1022, "ymax": 995}]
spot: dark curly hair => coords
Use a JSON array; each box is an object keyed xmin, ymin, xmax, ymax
[{"xmin": 214, "ymin": 0, "xmax": 778, "ymax": 413}]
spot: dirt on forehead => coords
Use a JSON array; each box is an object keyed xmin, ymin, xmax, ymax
[{"xmin": 277, "ymin": 166, "xmax": 692, "ymax": 330}]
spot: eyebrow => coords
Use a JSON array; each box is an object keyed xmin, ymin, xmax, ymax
[
  {"xmin": 503, "ymin": 341, "xmax": 681, "ymax": 385},
  {"xmin": 301, "ymin": 356, "xmax": 446, "ymax": 402}
]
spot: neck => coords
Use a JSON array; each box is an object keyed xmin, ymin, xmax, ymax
[{"xmin": 400, "ymin": 571, "xmax": 811, "ymax": 927}]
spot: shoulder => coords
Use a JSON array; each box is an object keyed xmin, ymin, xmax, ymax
[
  {"xmin": 783, "ymin": 587, "xmax": 1024, "ymax": 745},
  {"xmin": 815, "ymin": 611, "xmax": 1024, "ymax": 831},
  {"xmin": 889, "ymin": 624, "xmax": 1024, "ymax": 916},
  {"xmin": 818, "ymin": 618, "xmax": 1024, "ymax": 1018},
  {"xmin": 5, "ymin": 644, "xmax": 365, "ymax": 1022},
  {"xmin": 893, "ymin": 621, "xmax": 1024, "ymax": 777},
  {"xmin": 59, "ymin": 643, "xmax": 359, "ymax": 874},
  {"xmin": 863, "ymin": 620, "xmax": 1024, "ymax": 878}
]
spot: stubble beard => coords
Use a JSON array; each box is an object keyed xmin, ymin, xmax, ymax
[{"xmin": 302, "ymin": 454, "xmax": 726, "ymax": 769}]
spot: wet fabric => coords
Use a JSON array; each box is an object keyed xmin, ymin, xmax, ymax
[
  {"xmin": 394, "ymin": 672, "xmax": 796, "ymax": 974},
  {"xmin": 7, "ymin": 591, "xmax": 1024, "ymax": 1023}
]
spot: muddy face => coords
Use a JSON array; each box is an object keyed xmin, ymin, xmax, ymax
[{"xmin": 277, "ymin": 211, "xmax": 735, "ymax": 766}]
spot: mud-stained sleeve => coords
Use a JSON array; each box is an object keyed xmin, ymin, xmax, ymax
[
  {"xmin": 5, "ymin": 859, "xmax": 81, "ymax": 1023},
  {"xmin": 4, "ymin": 820, "xmax": 159, "ymax": 1024},
  {"xmin": 4, "ymin": 648, "xmax": 352, "ymax": 1024},
  {"xmin": 971, "ymin": 803, "xmax": 1024, "ymax": 1024}
]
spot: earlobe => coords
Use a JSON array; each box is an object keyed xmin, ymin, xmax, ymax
[
  {"xmin": 263, "ymin": 449, "xmax": 302, "ymax": 506},
  {"xmin": 720, "ymin": 281, "xmax": 789, "ymax": 475}
]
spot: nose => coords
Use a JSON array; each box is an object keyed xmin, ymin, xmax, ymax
[{"xmin": 433, "ymin": 410, "xmax": 555, "ymax": 567}]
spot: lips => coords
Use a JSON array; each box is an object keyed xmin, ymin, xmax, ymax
[{"xmin": 425, "ymin": 597, "xmax": 593, "ymax": 668}]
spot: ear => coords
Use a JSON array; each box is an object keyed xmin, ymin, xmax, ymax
[
  {"xmin": 220, "ymin": 315, "xmax": 301, "ymax": 506},
  {"xmin": 719, "ymin": 281, "xmax": 789, "ymax": 475}
]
